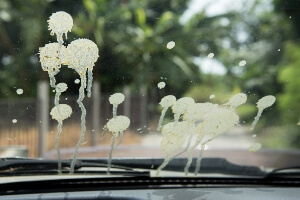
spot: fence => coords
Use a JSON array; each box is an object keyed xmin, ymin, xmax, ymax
[{"xmin": 0, "ymin": 81, "xmax": 160, "ymax": 158}]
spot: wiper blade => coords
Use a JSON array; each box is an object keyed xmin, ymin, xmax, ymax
[
  {"xmin": 0, "ymin": 158, "xmax": 149, "ymax": 177},
  {"xmin": 266, "ymin": 166, "xmax": 300, "ymax": 178},
  {"xmin": 0, "ymin": 157, "xmax": 268, "ymax": 177},
  {"xmin": 83, "ymin": 157, "xmax": 267, "ymax": 177}
]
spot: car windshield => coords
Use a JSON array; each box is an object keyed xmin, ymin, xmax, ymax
[{"xmin": 0, "ymin": 0, "xmax": 299, "ymax": 177}]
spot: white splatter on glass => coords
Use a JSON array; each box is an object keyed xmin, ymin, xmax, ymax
[
  {"xmin": 248, "ymin": 143, "xmax": 262, "ymax": 152},
  {"xmin": 16, "ymin": 88, "xmax": 23, "ymax": 95},
  {"xmin": 166, "ymin": 41, "xmax": 175, "ymax": 49},
  {"xmin": 207, "ymin": 53, "xmax": 214, "ymax": 59},
  {"xmin": 39, "ymin": 11, "xmax": 99, "ymax": 174},
  {"xmin": 157, "ymin": 95, "xmax": 176, "ymax": 131},
  {"xmin": 157, "ymin": 82, "xmax": 166, "ymax": 89},
  {"xmin": 250, "ymin": 95, "xmax": 276, "ymax": 130},
  {"xmin": 209, "ymin": 94, "xmax": 215, "ymax": 99},
  {"xmin": 239, "ymin": 60, "xmax": 247, "ymax": 66}
]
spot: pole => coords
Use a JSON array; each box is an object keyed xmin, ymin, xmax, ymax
[
  {"xmin": 140, "ymin": 84, "xmax": 147, "ymax": 128},
  {"xmin": 92, "ymin": 81, "xmax": 100, "ymax": 146},
  {"xmin": 123, "ymin": 85, "xmax": 131, "ymax": 118},
  {"xmin": 37, "ymin": 81, "xmax": 49, "ymax": 158}
]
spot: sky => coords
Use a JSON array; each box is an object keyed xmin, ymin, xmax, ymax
[
  {"xmin": 181, "ymin": 0, "xmax": 243, "ymax": 75},
  {"xmin": 181, "ymin": 0, "xmax": 244, "ymax": 23},
  {"xmin": 181, "ymin": 0, "xmax": 272, "ymax": 75}
]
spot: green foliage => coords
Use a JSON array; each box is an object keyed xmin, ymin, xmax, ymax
[
  {"xmin": 0, "ymin": 0, "xmax": 86, "ymax": 97},
  {"xmin": 258, "ymin": 125, "xmax": 300, "ymax": 149},
  {"xmin": 274, "ymin": 0, "xmax": 300, "ymax": 39},
  {"xmin": 184, "ymin": 76, "xmax": 235, "ymax": 104},
  {"xmin": 77, "ymin": 0, "xmax": 202, "ymax": 93},
  {"xmin": 0, "ymin": 0, "xmax": 298, "ymax": 133},
  {"xmin": 235, "ymin": 103, "xmax": 257, "ymax": 123},
  {"xmin": 0, "ymin": 0, "xmax": 252, "ymax": 98},
  {"xmin": 277, "ymin": 42, "xmax": 300, "ymax": 124}
]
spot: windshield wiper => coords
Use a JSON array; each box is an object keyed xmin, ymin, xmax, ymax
[
  {"xmin": 6, "ymin": 157, "xmax": 297, "ymax": 178},
  {"xmin": 0, "ymin": 157, "xmax": 266, "ymax": 177},
  {"xmin": 265, "ymin": 166, "xmax": 300, "ymax": 178},
  {"xmin": 82, "ymin": 157, "xmax": 267, "ymax": 177},
  {"xmin": 0, "ymin": 158, "xmax": 149, "ymax": 177}
]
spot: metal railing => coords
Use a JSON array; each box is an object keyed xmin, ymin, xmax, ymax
[{"xmin": 0, "ymin": 81, "xmax": 158, "ymax": 158}]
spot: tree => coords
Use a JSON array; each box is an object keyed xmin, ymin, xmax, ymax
[{"xmin": 0, "ymin": 0, "xmax": 86, "ymax": 97}]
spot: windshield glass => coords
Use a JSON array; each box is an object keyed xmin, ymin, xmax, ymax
[{"xmin": 0, "ymin": 0, "xmax": 299, "ymax": 176}]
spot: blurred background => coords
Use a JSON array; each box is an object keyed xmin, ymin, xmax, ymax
[{"xmin": 0, "ymin": 0, "xmax": 299, "ymax": 159}]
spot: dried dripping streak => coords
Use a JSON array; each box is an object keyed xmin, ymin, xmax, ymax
[
  {"xmin": 117, "ymin": 132, "xmax": 124, "ymax": 146},
  {"xmin": 49, "ymin": 73, "xmax": 57, "ymax": 88},
  {"xmin": 54, "ymin": 121, "xmax": 63, "ymax": 174},
  {"xmin": 107, "ymin": 135, "xmax": 116, "ymax": 174},
  {"xmin": 70, "ymin": 75, "xmax": 87, "ymax": 174},
  {"xmin": 157, "ymin": 108, "xmax": 167, "ymax": 131},
  {"xmin": 173, "ymin": 133, "xmax": 194, "ymax": 160},
  {"xmin": 87, "ymin": 69, "xmax": 93, "ymax": 98},
  {"xmin": 52, "ymin": 80, "xmax": 64, "ymax": 174},
  {"xmin": 156, "ymin": 154, "xmax": 170, "ymax": 176},
  {"xmin": 184, "ymin": 149, "xmax": 193, "ymax": 176},
  {"xmin": 194, "ymin": 136, "xmax": 216, "ymax": 176},
  {"xmin": 250, "ymin": 110, "xmax": 263, "ymax": 131},
  {"xmin": 112, "ymin": 105, "xmax": 118, "ymax": 119}
]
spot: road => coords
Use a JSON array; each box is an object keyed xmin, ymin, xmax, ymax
[{"xmin": 141, "ymin": 126, "xmax": 255, "ymax": 150}]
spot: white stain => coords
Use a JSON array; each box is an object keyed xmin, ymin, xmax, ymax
[
  {"xmin": 239, "ymin": 60, "xmax": 246, "ymax": 66},
  {"xmin": 166, "ymin": 41, "xmax": 175, "ymax": 49},
  {"xmin": 16, "ymin": 89, "xmax": 23, "ymax": 95},
  {"xmin": 74, "ymin": 79, "xmax": 80, "ymax": 84},
  {"xmin": 248, "ymin": 143, "xmax": 262, "ymax": 152},
  {"xmin": 50, "ymin": 104, "xmax": 72, "ymax": 121},
  {"xmin": 207, "ymin": 53, "xmax": 214, "ymax": 59},
  {"xmin": 157, "ymin": 82, "xmax": 166, "ymax": 89},
  {"xmin": 250, "ymin": 95, "xmax": 276, "ymax": 130}
]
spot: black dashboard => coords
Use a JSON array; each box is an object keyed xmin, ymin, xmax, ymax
[
  {"xmin": 1, "ymin": 187, "xmax": 300, "ymax": 200},
  {"xmin": 1, "ymin": 175, "xmax": 300, "ymax": 200}
]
